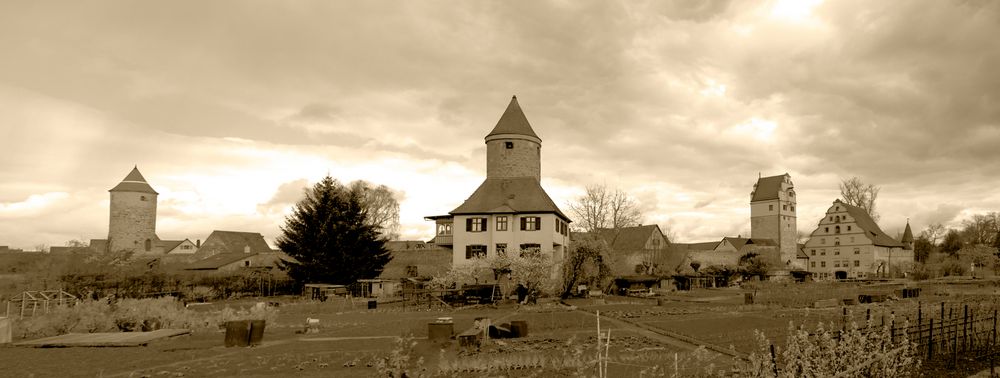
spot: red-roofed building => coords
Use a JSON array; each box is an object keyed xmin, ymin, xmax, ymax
[{"xmin": 426, "ymin": 96, "xmax": 571, "ymax": 270}]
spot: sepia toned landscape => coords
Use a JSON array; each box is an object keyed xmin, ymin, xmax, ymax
[{"xmin": 3, "ymin": 1, "xmax": 1000, "ymax": 377}]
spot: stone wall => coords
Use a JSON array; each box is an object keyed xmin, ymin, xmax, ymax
[
  {"xmin": 485, "ymin": 138, "xmax": 540, "ymax": 180},
  {"xmin": 108, "ymin": 191, "xmax": 158, "ymax": 253}
]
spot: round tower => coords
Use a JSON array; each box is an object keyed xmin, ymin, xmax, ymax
[
  {"xmin": 108, "ymin": 166, "xmax": 159, "ymax": 253},
  {"xmin": 485, "ymin": 96, "xmax": 542, "ymax": 181}
]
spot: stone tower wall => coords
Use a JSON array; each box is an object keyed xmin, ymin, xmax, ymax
[
  {"xmin": 108, "ymin": 191, "xmax": 158, "ymax": 253},
  {"xmin": 485, "ymin": 137, "xmax": 541, "ymax": 180},
  {"xmin": 750, "ymin": 176, "xmax": 799, "ymax": 268}
]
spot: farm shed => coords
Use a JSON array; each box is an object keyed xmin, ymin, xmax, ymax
[{"xmin": 354, "ymin": 279, "xmax": 399, "ymax": 298}]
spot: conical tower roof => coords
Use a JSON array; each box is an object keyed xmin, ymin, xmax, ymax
[
  {"xmin": 486, "ymin": 96, "xmax": 540, "ymax": 141},
  {"xmin": 109, "ymin": 166, "xmax": 158, "ymax": 194},
  {"xmin": 901, "ymin": 220, "xmax": 914, "ymax": 245}
]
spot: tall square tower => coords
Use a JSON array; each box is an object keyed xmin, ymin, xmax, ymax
[{"xmin": 750, "ymin": 173, "xmax": 798, "ymax": 267}]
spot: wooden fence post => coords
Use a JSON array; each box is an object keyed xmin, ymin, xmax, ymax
[
  {"xmin": 929, "ymin": 318, "xmax": 934, "ymax": 360},
  {"xmin": 891, "ymin": 311, "xmax": 895, "ymax": 344},
  {"xmin": 954, "ymin": 318, "xmax": 959, "ymax": 368},
  {"xmin": 941, "ymin": 302, "xmax": 945, "ymax": 321},
  {"xmin": 964, "ymin": 304, "xmax": 969, "ymax": 353},
  {"xmin": 770, "ymin": 344, "xmax": 778, "ymax": 377}
]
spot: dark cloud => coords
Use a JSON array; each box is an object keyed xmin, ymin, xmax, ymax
[{"xmin": 1, "ymin": 1, "xmax": 999, "ymax": 247}]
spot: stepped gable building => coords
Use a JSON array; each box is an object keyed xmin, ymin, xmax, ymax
[
  {"xmin": 803, "ymin": 199, "xmax": 913, "ymax": 280},
  {"xmin": 426, "ymin": 96, "xmax": 571, "ymax": 267},
  {"xmin": 750, "ymin": 173, "xmax": 800, "ymax": 268}
]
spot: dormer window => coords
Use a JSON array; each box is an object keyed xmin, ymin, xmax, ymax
[{"xmin": 505, "ymin": 141, "xmax": 514, "ymax": 149}]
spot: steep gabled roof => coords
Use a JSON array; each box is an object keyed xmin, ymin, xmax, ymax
[
  {"xmin": 450, "ymin": 177, "xmax": 569, "ymax": 221},
  {"xmin": 109, "ymin": 166, "xmax": 158, "ymax": 194},
  {"xmin": 199, "ymin": 231, "xmax": 272, "ymax": 255},
  {"xmin": 591, "ymin": 225, "xmax": 663, "ymax": 251},
  {"xmin": 723, "ymin": 237, "xmax": 750, "ymax": 250},
  {"xmin": 485, "ymin": 96, "xmax": 540, "ymax": 141},
  {"xmin": 751, "ymin": 174, "xmax": 788, "ymax": 202},
  {"xmin": 838, "ymin": 200, "xmax": 905, "ymax": 248}
]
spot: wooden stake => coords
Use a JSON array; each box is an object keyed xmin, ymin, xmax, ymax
[
  {"xmin": 929, "ymin": 318, "xmax": 934, "ymax": 360},
  {"xmin": 597, "ymin": 310, "xmax": 602, "ymax": 378}
]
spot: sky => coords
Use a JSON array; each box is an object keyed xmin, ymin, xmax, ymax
[{"xmin": 1, "ymin": 0, "xmax": 999, "ymax": 250}]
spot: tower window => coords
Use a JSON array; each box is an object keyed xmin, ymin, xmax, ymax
[
  {"xmin": 783, "ymin": 204, "xmax": 787, "ymax": 210},
  {"xmin": 144, "ymin": 239, "xmax": 152, "ymax": 251},
  {"xmin": 769, "ymin": 205, "xmax": 773, "ymax": 211},
  {"xmin": 505, "ymin": 141, "xmax": 514, "ymax": 149}
]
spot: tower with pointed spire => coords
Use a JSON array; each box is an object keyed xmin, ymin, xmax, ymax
[
  {"xmin": 107, "ymin": 166, "xmax": 160, "ymax": 253},
  {"xmin": 901, "ymin": 220, "xmax": 914, "ymax": 251},
  {"xmin": 425, "ymin": 96, "xmax": 571, "ymax": 272},
  {"xmin": 485, "ymin": 96, "xmax": 542, "ymax": 181}
]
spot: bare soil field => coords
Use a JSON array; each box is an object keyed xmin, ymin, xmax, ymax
[{"xmin": 4, "ymin": 278, "xmax": 1000, "ymax": 377}]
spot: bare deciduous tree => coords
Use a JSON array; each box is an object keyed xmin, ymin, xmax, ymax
[
  {"xmin": 961, "ymin": 212, "xmax": 999, "ymax": 246},
  {"xmin": 567, "ymin": 184, "xmax": 642, "ymax": 232},
  {"xmin": 920, "ymin": 223, "xmax": 946, "ymax": 246},
  {"xmin": 839, "ymin": 177, "xmax": 880, "ymax": 221},
  {"xmin": 349, "ymin": 180, "xmax": 402, "ymax": 240}
]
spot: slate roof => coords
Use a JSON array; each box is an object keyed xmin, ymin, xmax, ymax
[
  {"xmin": 450, "ymin": 177, "xmax": 569, "ymax": 221},
  {"xmin": 485, "ymin": 96, "xmax": 540, "ymax": 141},
  {"xmin": 751, "ymin": 174, "xmax": 788, "ymax": 202},
  {"xmin": 837, "ymin": 200, "xmax": 905, "ymax": 248},
  {"xmin": 378, "ymin": 247, "xmax": 452, "ymax": 280},
  {"xmin": 109, "ymin": 166, "xmax": 158, "ymax": 194}
]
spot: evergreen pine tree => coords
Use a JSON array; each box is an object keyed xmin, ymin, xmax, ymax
[{"xmin": 276, "ymin": 175, "xmax": 392, "ymax": 284}]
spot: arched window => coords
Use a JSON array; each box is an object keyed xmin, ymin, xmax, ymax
[
  {"xmin": 144, "ymin": 239, "xmax": 152, "ymax": 251},
  {"xmin": 835, "ymin": 226, "xmax": 841, "ymax": 234}
]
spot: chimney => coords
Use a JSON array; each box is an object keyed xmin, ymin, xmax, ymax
[{"xmin": 196, "ymin": 239, "xmax": 201, "ymax": 248}]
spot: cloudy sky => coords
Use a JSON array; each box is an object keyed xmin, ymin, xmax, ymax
[{"xmin": 2, "ymin": 0, "xmax": 999, "ymax": 250}]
